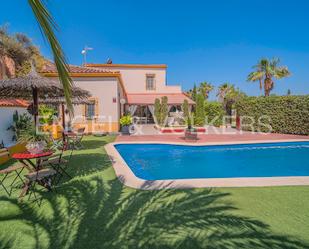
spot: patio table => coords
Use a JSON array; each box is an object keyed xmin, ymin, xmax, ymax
[
  {"xmin": 12, "ymin": 151, "xmax": 53, "ymax": 171},
  {"xmin": 12, "ymin": 151, "xmax": 53, "ymax": 198}
]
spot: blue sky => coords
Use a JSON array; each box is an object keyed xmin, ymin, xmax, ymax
[{"xmin": 1, "ymin": 0, "xmax": 309, "ymax": 99}]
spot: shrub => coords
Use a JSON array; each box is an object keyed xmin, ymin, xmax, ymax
[
  {"xmin": 18, "ymin": 125, "xmax": 49, "ymax": 143},
  {"xmin": 7, "ymin": 110, "xmax": 32, "ymax": 141},
  {"xmin": 39, "ymin": 105, "xmax": 57, "ymax": 125},
  {"xmin": 194, "ymin": 94, "xmax": 205, "ymax": 126},
  {"xmin": 182, "ymin": 99, "xmax": 193, "ymax": 128},
  {"xmin": 154, "ymin": 98, "xmax": 161, "ymax": 124},
  {"xmin": 154, "ymin": 96, "xmax": 169, "ymax": 126},
  {"xmin": 205, "ymin": 101, "xmax": 225, "ymax": 127},
  {"xmin": 235, "ymin": 95, "xmax": 309, "ymax": 135},
  {"xmin": 119, "ymin": 115, "xmax": 132, "ymax": 126},
  {"xmin": 161, "ymin": 96, "xmax": 168, "ymax": 126}
]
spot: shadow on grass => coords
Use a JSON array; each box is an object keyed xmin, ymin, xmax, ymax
[
  {"xmin": 0, "ymin": 175, "xmax": 308, "ymax": 249},
  {"xmin": 0, "ymin": 136, "xmax": 308, "ymax": 248},
  {"xmin": 64, "ymin": 153, "xmax": 111, "ymax": 178}
]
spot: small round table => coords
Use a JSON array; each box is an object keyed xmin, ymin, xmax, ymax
[
  {"xmin": 12, "ymin": 151, "xmax": 53, "ymax": 198},
  {"xmin": 13, "ymin": 151, "xmax": 53, "ymax": 171}
]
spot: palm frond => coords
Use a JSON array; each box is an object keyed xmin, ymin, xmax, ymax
[
  {"xmin": 274, "ymin": 66, "xmax": 291, "ymax": 79},
  {"xmin": 247, "ymin": 71, "xmax": 264, "ymax": 82},
  {"xmin": 270, "ymin": 57, "xmax": 280, "ymax": 68},
  {"xmin": 28, "ymin": 0, "xmax": 73, "ymax": 115}
]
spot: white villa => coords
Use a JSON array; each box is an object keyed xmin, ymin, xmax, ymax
[{"xmin": 40, "ymin": 62, "xmax": 194, "ymax": 133}]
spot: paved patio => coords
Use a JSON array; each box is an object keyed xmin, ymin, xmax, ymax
[{"xmin": 117, "ymin": 128, "xmax": 309, "ymax": 143}]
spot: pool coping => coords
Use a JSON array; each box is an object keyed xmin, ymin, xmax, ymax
[{"xmin": 104, "ymin": 139, "xmax": 309, "ymax": 189}]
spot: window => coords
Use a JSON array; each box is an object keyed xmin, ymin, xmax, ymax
[
  {"xmin": 85, "ymin": 102, "xmax": 95, "ymax": 119},
  {"xmin": 146, "ymin": 74, "xmax": 155, "ymax": 90}
]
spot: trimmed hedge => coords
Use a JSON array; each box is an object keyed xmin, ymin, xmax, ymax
[
  {"xmin": 235, "ymin": 95, "xmax": 309, "ymax": 135},
  {"xmin": 205, "ymin": 101, "xmax": 225, "ymax": 127}
]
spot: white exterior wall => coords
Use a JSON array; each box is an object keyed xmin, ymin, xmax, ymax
[
  {"xmin": 72, "ymin": 77, "xmax": 120, "ymax": 122},
  {"xmin": 96, "ymin": 67, "xmax": 182, "ymax": 94},
  {"xmin": 0, "ymin": 107, "xmax": 28, "ymax": 147}
]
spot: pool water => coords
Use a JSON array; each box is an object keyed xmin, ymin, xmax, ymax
[{"xmin": 115, "ymin": 142, "xmax": 309, "ymax": 180}]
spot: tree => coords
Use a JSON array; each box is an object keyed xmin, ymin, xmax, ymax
[
  {"xmin": 160, "ymin": 96, "xmax": 168, "ymax": 127},
  {"xmin": 217, "ymin": 83, "xmax": 246, "ymax": 117},
  {"xmin": 182, "ymin": 99, "xmax": 190, "ymax": 119},
  {"xmin": 194, "ymin": 94, "xmax": 205, "ymax": 126},
  {"xmin": 217, "ymin": 83, "xmax": 231, "ymax": 102},
  {"xmin": 198, "ymin": 81, "xmax": 214, "ymax": 100},
  {"xmin": 192, "ymin": 84, "xmax": 197, "ymax": 102},
  {"xmin": 247, "ymin": 58, "xmax": 290, "ymax": 96},
  {"xmin": 187, "ymin": 84, "xmax": 198, "ymax": 101},
  {"xmin": 28, "ymin": 0, "xmax": 73, "ymax": 113},
  {"xmin": 182, "ymin": 99, "xmax": 192, "ymax": 128},
  {"xmin": 0, "ymin": 25, "xmax": 46, "ymax": 77},
  {"xmin": 205, "ymin": 101, "xmax": 225, "ymax": 127},
  {"xmin": 154, "ymin": 98, "xmax": 161, "ymax": 125},
  {"xmin": 154, "ymin": 97, "xmax": 169, "ymax": 126}
]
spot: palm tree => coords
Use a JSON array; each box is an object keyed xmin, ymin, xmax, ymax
[
  {"xmin": 247, "ymin": 58, "xmax": 290, "ymax": 96},
  {"xmin": 198, "ymin": 81, "xmax": 214, "ymax": 100},
  {"xmin": 28, "ymin": 0, "xmax": 73, "ymax": 113},
  {"xmin": 217, "ymin": 83, "xmax": 246, "ymax": 117},
  {"xmin": 217, "ymin": 83, "xmax": 231, "ymax": 102}
]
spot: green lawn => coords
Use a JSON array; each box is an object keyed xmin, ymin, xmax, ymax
[{"xmin": 0, "ymin": 135, "xmax": 309, "ymax": 249}]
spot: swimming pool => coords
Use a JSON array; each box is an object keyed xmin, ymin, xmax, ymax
[{"xmin": 115, "ymin": 142, "xmax": 309, "ymax": 181}]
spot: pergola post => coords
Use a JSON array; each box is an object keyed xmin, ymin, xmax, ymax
[{"xmin": 32, "ymin": 86, "xmax": 38, "ymax": 128}]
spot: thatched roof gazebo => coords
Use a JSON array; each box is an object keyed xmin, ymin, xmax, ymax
[{"xmin": 0, "ymin": 66, "xmax": 91, "ymax": 126}]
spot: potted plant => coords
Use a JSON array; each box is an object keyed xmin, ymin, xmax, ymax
[
  {"xmin": 119, "ymin": 115, "xmax": 132, "ymax": 135},
  {"xmin": 7, "ymin": 111, "xmax": 32, "ymax": 141},
  {"xmin": 187, "ymin": 116, "xmax": 192, "ymax": 130},
  {"xmin": 185, "ymin": 114, "xmax": 198, "ymax": 140},
  {"xmin": 39, "ymin": 105, "xmax": 57, "ymax": 125},
  {"xmin": 18, "ymin": 126, "xmax": 49, "ymax": 154}
]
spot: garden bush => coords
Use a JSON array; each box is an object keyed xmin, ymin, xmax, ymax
[
  {"xmin": 39, "ymin": 105, "xmax": 57, "ymax": 125},
  {"xmin": 205, "ymin": 101, "xmax": 225, "ymax": 127},
  {"xmin": 194, "ymin": 94, "xmax": 205, "ymax": 126},
  {"xmin": 154, "ymin": 96, "xmax": 168, "ymax": 126},
  {"xmin": 235, "ymin": 95, "xmax": 309, "ymax": 135},
  {"xmin": 182, "ymin": 99, "xmax": 192, "ymax": 128}
]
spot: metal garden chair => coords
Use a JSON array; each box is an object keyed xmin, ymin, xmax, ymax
[
  {"xmin": 24, "ymin": 168, "xmax": 57, "ymax": 205},
  {"xmin": 41, "ymin": 142, "xmax": 72, "ymax": 183},
  {"xmin": 0, "ymin": 148, "xmax": 26, "ymax": 196}
]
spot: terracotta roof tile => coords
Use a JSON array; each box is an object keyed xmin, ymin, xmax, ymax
[
  {"xmin": 40, "ymin": 62, "xmax": 119, "ymax": 74},
  {"xmin": 0, "ymin": 99, "xmax": 29, "ymax": 107}
]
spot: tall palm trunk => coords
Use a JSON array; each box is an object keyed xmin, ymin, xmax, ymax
[{"xmin": 264, "ymin": 77, "xmax": 272, "ymax": 96}]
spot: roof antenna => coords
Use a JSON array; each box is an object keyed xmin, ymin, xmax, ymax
[
  {"xmin": 106, "ymin": 58, "xmax": 113, "ymax": 64},
  {"xmin": 81, "ymin": 45, "xmax": 93, "ymax": 65}
]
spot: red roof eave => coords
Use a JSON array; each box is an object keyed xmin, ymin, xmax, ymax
[{"xmin": 0, "ymin": 99, "xmax": 29, "ymax": 107}]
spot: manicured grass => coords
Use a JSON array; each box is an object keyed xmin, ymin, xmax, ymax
[{"xmin": 0, "ymin": 135, "xmax": 309, "ymax": 248}]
